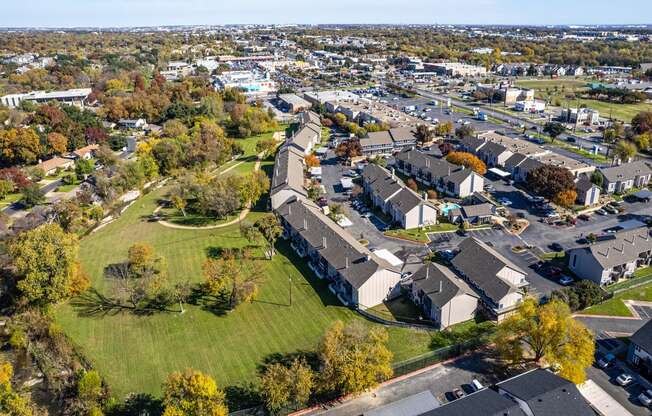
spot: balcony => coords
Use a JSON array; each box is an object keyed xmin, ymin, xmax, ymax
[
  {"xmin": 290, "ymin": 242, "xmax": 307, "ymax": 258},
  {"xmin": 308, "ymin": 261, "xmax": 326, "ymax": 280}
]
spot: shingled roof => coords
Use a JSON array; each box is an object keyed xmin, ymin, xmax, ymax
[{"xmin": 412, "ymin": 263, "xmax": 476, "ymax": 308}]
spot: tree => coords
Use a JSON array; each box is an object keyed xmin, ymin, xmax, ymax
[
  {"xmin": 319, "ymin": 321, "xmax": 393, "ymax": 395},
  {"xmin": 526, "ymin": 165, "xmax": 575, "ymax": 200},
  {"xmin": 613, "ymin": 140, "xmax": 637, "ymax": 163},
  {"xmin": 203, "ymin": 250, "xmax": 263, "ymax": 310},
  {"xmin": 77, "ymin": 370, "xmax": 103, "ymax": 406},
  {"xmin": 173, "ymin": 281, "xmax": 193, "ymax": 314},
  {"xmin": 553, "ymin": 189, "xmax": 577, "ymax": 208},
  {"xmin": 632, "ymin": 111, "xmax": 652, "ymax": 134},
  {"xmin": 75, "ymin": 158, "xmax": 94, "ymax": 180},
  {"xmin": 8, "ymin": 223, "xmax": 84, "ymax": 307},
  {"xmin": 0, "ymin": 361, "xmax": 34, "ymax": 415},
  {"xmin": 455, "ymin": 124, "xmax": 474, "ymax": 140},
  {"xmin": 327, "ymin": 203, "xmax": 345, "ymax": 222},
  {"xmin": 260, "ymin": 359, "xmax": 314, "ymax": 414},
  {"xmin": 46, "ymin": 132, "xmax": 68, "ymax": 155},
  {"xmin": 335, "ymin": 139, "xmax": 362, "ymax": 160},
  {"xmin": 634, "ymin": 132, "xmax": 651, "ymax": 151},
  {"xmin": 0, "ymin": 179, "xmax": 13, "ymax": 200},
  {"xmin": 445, "ymin": 151, "xmax": 487, "ymax": 175},
  {"xmin": 415, "ymin": 124, "xmax": 434, "ymax": 144},
  {"xmin": 590, "ymin": 170, "xmax": 604, "ymax": 187},
  {"xmin": 304, "ymin": 154, "xmax": 320, "ymax": 168},
  {"xmin": 406, "ymin": 178, "xmax": 418, "ymax": 192},
  {"xmin": 20, "ymin": 184, "xmax": 45, "ymax": 208},
  {"xmin": 427, "ymin": 189, "xmax": 438, "ymax": 200},
  {"xmin": 435, "ymin": 121, "xmax": 454, "ymax": 137},
  {"xmin": 494, "ymin": 298, "xmax": 594, "ymax": 384},
  {"xmin": 163, "ymin": 119, "xmax": 189, "ymax": 138},
  {"xmin": 172, "ymin": 195, "xmax": 187, "ymax": 217},
  {"xmin": 254, "ymin": 214, "xmax": 283, "ymax": 259},
  {"xmin": 543, "ymin": 122, "xmax": 565, "ymax": 144},
  {"xmin": 0, "ymin": 127, "xmax": 42, "ymax": 165},
  {"xmin": 162, "ymin": 368, "xmax": 228, "ymax": 416},
  {"xmin": 255, "ymin": 137, "xmax": 277, "ymax": 158},
  {"xmin": 95, "ymin": 145, "xmax": 118, "ymax": 167}
]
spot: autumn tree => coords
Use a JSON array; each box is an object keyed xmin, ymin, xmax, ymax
[
  {"xmin": 255, "ymin": 137, "xmax": 278, "ymax": 158},
  {"xmin": 613, "ymin": 140, "xmax": 637, "ymax": 163},
  {"xmin": 455, "ymin": 124, "xmax": 474, "ymax": 140},
  {"xmin": 203, "ymin": 250, "xmax": 263, "ymax": 310},
  {"xmin": 494, "ymin": 298, "xmax": 594, "ymax": 384},
  {"xmin": 46, "ymin": 132, "xmax": 68, "ymax": 155},
  {"xmin": 0, "ymin": 128, "xmax": 42, "ymax": 165},
  {"xmin": 526, "ymin": 165, "xmax": 575, "ymax": 200},
  {"xmin": 0, "ymin": 361, "xmax": 35, "ymax": 415},
  {"xmin": 632, "ymin": 111, "xmax": 652, "ymax": 134},
  {"xmin": 406, "ymin": 178, "xmax": 418, "ymax": 192},
  {"xmin": 0, "ymin": 179, "xmax": 13, "ymax": 200},
  {"xmin": 553, "ymin": 189, "xmax": 578, "ymax": 208},
  {"xmin": 162, "ymin": 369, "xmax": 228, "ymax": 416},
  {"xmin": 319, "ymin": 321, "xmax": 393, "ymax": 395},
  {"xmin": 8, "ymin": 223, "xmax": 87, "ymax": 307},
  {"xmin": 304, "ymin": 154, "xmax": 320, "ymax": 168},
  {"xmin": 435, "ymin": 121, "xmax": 454, "ymax": 137},
  {"xmin": 446, "ymin": 151, "xmax": 487, "ymax": 175},
  {"xmin": 335, "ymin": 139, "xmax": 362, "ymax": 160},
  {"xmin": 163, "ymin": 119, "xmax": 189, "ymax": 138},
  {"xmin": 254, "ymin": 214, "xmax": 283, "ymax": 259},
  {"xmin": 415, "ymin": 124, "xmax": 434, "ymax": 144},
  {"xmin": 260, "ymin": 359, "xmax": 314, "ymax": 414},
  {"xmin": 239, "ymin": 170, "xmax": 270, "ymax": 208}
]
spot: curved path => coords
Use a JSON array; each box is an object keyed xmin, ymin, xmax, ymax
[{"xmin": 154, "ymin": 154, "xmax": 263, "ymax": 230}]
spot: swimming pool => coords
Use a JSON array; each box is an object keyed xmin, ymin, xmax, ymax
[{"xmin": 440, "ymin": 202, "xmax": 461, "ymax": 215}]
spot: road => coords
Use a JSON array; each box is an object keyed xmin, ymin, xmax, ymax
[{"xmin": 414, "ymin": 87, "xmax": 609, "ymax": 159}]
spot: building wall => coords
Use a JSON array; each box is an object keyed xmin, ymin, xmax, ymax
[
  {"xmin": 569, "ymin": 250, "xmax": 610, "ymax": 284},
  {"xmin": 455, "ymin": 173, "xmax": 484, "ymax": 198},
  {"xmin": 496, "ymin": 267, "xmax": 527, "ymax": 287},
  {"xmin": 439, "ymin": 294, "xmax": 478, "ymax": 329},
  {"xmin": 357, "ymin": 269, "xmax": 402, "ymax": 309}
]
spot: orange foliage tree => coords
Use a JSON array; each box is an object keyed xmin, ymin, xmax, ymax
[{"xmin": 445, "ymin": 151, "xmax": 487, "ymax": 175}]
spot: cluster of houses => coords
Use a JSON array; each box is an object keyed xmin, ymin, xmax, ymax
[
  {"xmin": 492, "ymin": 63, "xmax": 586, "ymax": 77},
  {"xmin": 367, "ymin": 368, "xmax": 595, "ymax": 416},
  {"xmin": 271, "ymin": 111, "xmax": 529, "ymax": 326}
]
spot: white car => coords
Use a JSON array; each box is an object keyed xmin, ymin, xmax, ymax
[
  {"xmin": 616, "ymin": 373, "xmax": 634, "ymax": 387},
  {"xmin": 498, "ymin": 198, "xmax": 512, "ymax": 206},
  {"xmin": 638, "ymin": 390, "xmax": 652, "ymax": 407},
  {"xmin": 559, "ymin": 275, "xmax": 574, "ymax": 286}
]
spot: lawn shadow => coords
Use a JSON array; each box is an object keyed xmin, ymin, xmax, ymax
[
  {"xmin": 275, "ymin": 241, "xmax": 342, "ymax": 308},
  {"xmin": 189, "ymin": 285, "xmax": 230, "ymax": 317},
  {"xmin": 224, "ymin": 382, "xmax": 262, "ymax": 412},
  {"xmin": 257, "ymin": 350, "xmax": 321, "ymax": 374},
  {"xmin": 71, "ymin": 288, "xmax": 178, "ymax": 318},
  {"xmin": 106, "ymin": 393, "xmax": 162, "ymax": 416}
]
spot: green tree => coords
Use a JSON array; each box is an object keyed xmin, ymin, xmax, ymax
[
  {"xmin": 0, "ymin": 179, "xmax": 13, "ymax": 200},
  {"xmin": 543, "ymin": 122, "xmax": 566, "ymax": 144},
  {"xmin": 455, "ymin": 124, "xmax": 474, "ymax": 140},
  {"xmin": 20, "ymin": 183, "xmax": 45, "ymax": 208},
  {"xmin": 494, "ymin": 298, "xmax": 594, "ymax": 384},
  {"xmin": 75, "ymin": 158, "xmax": 94, "ymax": 180},
  {"xmin": 0, "ymin": 362, "xmax": 34, "ymax": 416},
  {"xmin": 260, "ymin": 359, "xmax": 314, "ymax": 414},
  {"xmin": 77, "ymin": 370, "xmax": 103, "ymax": 405},
  {"xmin": 203, "ymin": 250, "xmax": 263, "ymax": 310},
  {"xmin": 255, "ymin": 137, "xmax": 277, "ymax": 158},
  {"xmin": 238, "ymin": 170, "xmax": 270, "ymax": 208},
  {"xmin": 8, "ymin": 223, "xmax": 83, "ymax": 307},
  {"xmin": 254, "ymin": 214, "xmax": 283, "ymax": 259},
  {"xmin": 319, "ymin": 321, "xmax": 393, "ymax": 395},
  {"xmin": 613, "ymin": 140, "xmax": 637, "ymax": 163},
  {"xmin": 162, "ymin": 368, "xmax": 228, "ymax": 416},
  {"xmin": 526, "ymin": 165, "xmax": 575, "ymax": 199},
  {"xmin": 590, "ymin": 170, "xmax": 604, "ymax": 187}
]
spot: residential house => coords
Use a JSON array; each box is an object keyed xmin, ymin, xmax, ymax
[
  {"xmin": 568, "ymin": 227, "xmax": 652, "ymax": 285},
  {"xmin": 575, "ymin": 177, "xmax": 601, "ymax": 206},
  {"xmin": 447, "ymin": 203, "xmax": 495, "ymax": 225},
  {"xmin": 36, "ymin": 156, "xmax": 74, "ymax": 176},
  {"xmin": 451, "ymin": 237, "xmax": 529, "ymax": 321},
  {"xmin": 394, "ymin": 148, "xmax": 484, "ymax": 198},
  {"xmin": 270, "ymin": 145, "xmax": 307, "ymax": 210},
  {"xmin": 599, "ymin": 161, "xmax": 652, "ymax": 194},
  {"xmin": 628, "ymin": 319, "xmax": 652, "ymax": 379},
  {"xmin": 360, "ymin": 131, "xmax": 394, "ymax": 156},
  {"xmin": 496, "ymin": 368, "xmax": 595, "ymax": 416},
  {"xmin": 72, "ymin": 144, "xmax": 99, "ymax": 161},
  {"xmin": 361, "ymin": 164, "xmax": 438, "ymax": 229},
  {"xmin": 409, "ymin": 263, "xmax": 478, "ymax": 329},
  {"xmin": 277, "ymin": 196, "xmax": 402, "ymax": 309},
  {"xmin": 388, "ymin": 127, "xmax": 418, "ymax": 150},
  {"xmin": 118, "ymin": 118, "xmax": 147, "ymax": 130}
]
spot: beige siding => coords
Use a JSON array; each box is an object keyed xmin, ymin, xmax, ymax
[{"xmin": 357, "ymin": 269, "xmax": 402, "ymax": 309}]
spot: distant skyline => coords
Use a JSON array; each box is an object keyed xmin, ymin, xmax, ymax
[{"xmin": 2, "ymin": 0, "xmax": 652, "ymax": 28}]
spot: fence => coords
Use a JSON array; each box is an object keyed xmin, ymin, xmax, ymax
[
  {"xmin": 356, "ymin": 307, "xmax": 439, "ymax": 332},
  {"xmin": 392, "ymin": 338, "xmax": 485, "ymax": 378}
]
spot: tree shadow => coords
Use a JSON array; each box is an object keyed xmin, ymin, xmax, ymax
[
  {"xmin": 189, "ymin": 284, "xmax": 230, "ymax": 317},
  {"xmin": 71, "ymin": 288, "xmax": 178, "ymax": 318},
  {"xmin": 105, "ymin": 393, "xmax": 163, "ymax": 416},
  {"xmin": 257, "ymin": 350, "xmax": 321, "ymax": 375},
  {"xmin": 224, "ymin": 382, "xmax": 262, "ymax": 412}
]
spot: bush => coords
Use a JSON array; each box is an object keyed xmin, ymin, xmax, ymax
[{"xmin": 62, "ymin": 174, "xmax": 75, "ymax": 185}]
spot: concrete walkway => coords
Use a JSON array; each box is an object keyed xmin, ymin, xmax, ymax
[{"xmin": 155, "ymin": 153, "xmax": 263, "ymax": 231}]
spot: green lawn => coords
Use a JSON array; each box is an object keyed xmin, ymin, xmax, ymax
[
  {"xmin": 515, "ymin": 78, "xmax": 590, "ymax": 92},
  {"xmin": 581, "ymin": 268, "xmax": 652, "ymax": 317},
  {"xmin": 0, "ymin": 192, "xmax": 21, "ymax": 207},
  {"xmin": 385, "ymin": 223, "xmax": 459, "ymax": 243},
  {"xmin": 55, "ymin": 188, "xmax": 434, "ymax": 400}
]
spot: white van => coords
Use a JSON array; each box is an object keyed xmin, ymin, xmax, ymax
[{"xmin": 471, "ymin": 379, "xmax": 484, "ymax": 391}]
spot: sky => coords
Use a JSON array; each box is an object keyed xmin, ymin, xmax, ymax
[{"xmin": 1, "ymin": 0, "xmax": 651, "ymax": 28}]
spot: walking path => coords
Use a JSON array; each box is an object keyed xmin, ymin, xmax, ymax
[{"xmin": 155, "ymin": 153, "xmax": 263, "ymax": 230}]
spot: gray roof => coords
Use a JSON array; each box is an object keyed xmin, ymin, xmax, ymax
[
  {"xmin": 279, "ymin": 93, "xmax": 311, "ymax": 108},
  {"xmin": 451, "ymin": 237, "xmax": 526, "ymax": 304},
  {"xmin": 389, "ymin": 188, "xmax": 424, "ymax": 215},
  {"xmin": 572, "ymin": 227, "xmax": 652, "ymax": 269},
  {"xmin": 575, "ymin": 177, "xmax": 598, "ymax": 193},
  {"xmin": 600, "ymin": 161, "xmax": 652, "ymax": 183},
  {"xmin": 497, "ymin": 369, "xmax": 595, "ymax": 416},
  {"xmin": 461, "ymin": 203, "xmax": 494, "ymax": 218},
  {"xmin": 445, "ymin": 168, "xmax": 475, "ymax": 186},
  {"xmin": 395, "ymin": 149, "xmax": 463, "ymax": 181},
  {"xmin": 420, "ymin": 388, "xmax": 525, "ymax": 416},
  {"xmin": 459, "ymin": 135, "xmax": 486, "ymax": 152},
  {"xmin": 271, "ymin": 145, "xmax": 306, "ymax": 197},
  {"xmin": 412, "ymin": 263, "xmax": 476, "ymax": 308},
  {"xmin": 479, "ymin": 141, "xmax": 510, "ymax": 158},
  {"xmin": 389, "ymin": 126, "xmax": 418, "ymax": 142},
  {"xmin": 276, "ymin": 197, "xmax": 398, "ymax": 289},
  {"xmin": 362, "ymin": 131, "xmax": 394, "ymax": 147},
  {"xmin": 631, "ymin": 319, "xmax": 652, "ymax": 353},
  {"xmin": 504, "ymin": 153, "xmax": 528, "ymax": 170},
  {"xmin": 362, "ymin": 164, "xmax": 402, "ymax": 201},
  {"xmin": 289, "ymin": 125, "xmax": 319, "ymax": 152}
]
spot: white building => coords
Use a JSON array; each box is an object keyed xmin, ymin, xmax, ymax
[
  {"xmin": 1, "ymin": 88, "xmax": 93, "ymax": 108},
  {"xmin": 214, "ymin": 70, "xmax": 277, "ymax": 96}
]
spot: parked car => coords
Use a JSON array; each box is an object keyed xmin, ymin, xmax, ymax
[
  {"xmin": 597, "ymin": 353, "xmax": 615, "ymax": 369},
  {"xmin": 604, "ymin": 205, "xmax": 618, "ymax": 214},
  {"xmin": 549, "ymin": 243, "xmax": 564, "ymax": 252},
  {"xmin": 596, "ymin": 209, "xmax": 608, "ymax": 216},
  {"xmin": 543, "ymin": 266, "xmax": 562, "ymax": 278},
  {"xmin": 638, "ymin": 390, "xmax": 652, "ymax": 407},
  {"xmin": 452, "ymin": 388, "xmax": 465, "ymax": 399},
  {"xmin": 616, "ymin": 373, "xmax": 634, "ymax": 387},
  {"xmin": 578, "ymin": 214, "xmax": 591, "ymax": 221},
  {"xmin": 498, "ymin": 197, "xmax": 512, "ymax": 206},
  {"xmin": 566, "ymin": 137, "xmax": 576, "ymax": 143},
  {"xmin": 559, "ymin": 275, "xmax": 574, "ymax": 286},
  {"xmin": 471, "ymin": 379, "xmax": 484, "ymax": 391}
]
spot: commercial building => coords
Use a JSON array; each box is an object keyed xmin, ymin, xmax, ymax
[
  {"xmin": 214, "ymin": 70, "xmax": 277, "ymax": 96},
  {"xmin": 0, "ymin": 88, "xmax": 93, "ymax": 108},
  {"xmin": 361, "ymin": 164, "xmax": 438, "ymax": 230},
  {"xmin": 424, "ymin": 62, "xmax": 487, "ymax": 77},
  {"xmin": 568, "ymin": 227, "xmax": 652, "ymax": 285},
  {"xmin": 476, "ymin": 83, "xmax": 535, "ymax": 105},
  {"xmin": 514, "ymin": 100, "xmax": 546, "ymax": 113},
  {"xmin": 560, "ymin": 108, "xmax": 600, "ymax": 125}
]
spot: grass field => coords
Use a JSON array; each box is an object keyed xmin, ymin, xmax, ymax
[
  {"xmin": 515, "ymin": 78, "xmax": 590, "ymax": 92},
  {"xmin": 385, "ymin": 223, "xmax": 459, "ymax": 243},
  {"xmin": 580, "ymin": 267, "xmax": 652, "ymax": 317},
  {"xmin": 55, "ymin": 188, "xmax": 434, "ymax": 400}
]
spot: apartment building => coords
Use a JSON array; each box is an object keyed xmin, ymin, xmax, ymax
[
  {"xmin": 560, "ymin": 108, "xmax": 600, "ymax": 125},
  {"xmin": 628, "ymin": 319, "xmax": 652, "ymax": 379},
  {"xmin": 424, "ymin": 62, "xmax": 487, "ymax": 77},
  {"xmin": 361, "ymin": 164, "xmax": 438, "ymax": 230},
  {"xmin": 568, "ymin": 227, "xmax": 652, "ymax": 285},
  {"xmin": 287, "ymin": 111, "xmax": 322, "ymax": 154},
  {"xmin": 270, "ymin": 144, "xmax": 307, "ymax": 210},
  {"xmin": 476, "ymin": 83, "xmax": 535, "ymax": 105},
  {"xmin": 599, "ymin": 161, "xmax": 652, "ymax": 194},
  {"xmin": 359, "ymin": 127, "xmax": 419, "ymax": 156}
]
